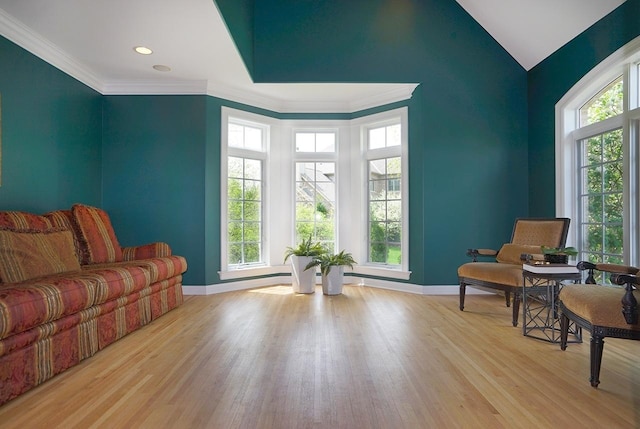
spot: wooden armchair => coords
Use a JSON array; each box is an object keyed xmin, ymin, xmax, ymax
[
  {"xmin": 458, "ymin": 218, "xmax": 570, "ymax": 326},
  {"xmin": 559, "ymin": 262, "xmax": 640, "ymax": 387}
]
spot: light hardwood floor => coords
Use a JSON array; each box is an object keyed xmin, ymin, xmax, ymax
[{"xmin": 1, "ymin": 285, "xmax": 639, "ymax": 428}]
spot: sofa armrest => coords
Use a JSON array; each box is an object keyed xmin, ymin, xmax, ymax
[{"xmin": 122, "ymin": 242, "xmax": 172, "ymax": 260}]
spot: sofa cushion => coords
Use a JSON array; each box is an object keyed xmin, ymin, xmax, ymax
[
  {"xmin": 0, "ymin": 229, "xmax": 81, "ymax": 283},
  {"xmin": 0, "ymin": 275, "xmax": 96, "ymax": 340},
  {"xmin": 0, "ymin": 211, "xmax": 53, "ymax": 231},
  {"xmin": 72, "ymin": 204, "xmax": 123, "ymax": 265},
  {"xmin": 80, "ymin": 265, "xmax": 152, "ymax": 304},
  {"xmin": 496, "ymin": 244, "xmax": 542, "ymax": 264},
  {"xmin": 44, "ymin": 209, "xmax": 83, "ymax": 262}
]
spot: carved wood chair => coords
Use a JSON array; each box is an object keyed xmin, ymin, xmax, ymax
[
  {"xmin": 559, "ymin": 262, "xmax": 640, "ymax": 387},
  {"xmin": 458, "ymin": 218, "xmax": 570, "ymax": 326}
]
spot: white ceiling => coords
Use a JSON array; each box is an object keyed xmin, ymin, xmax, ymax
[{"xmin": 0, "ymin": 0, "xmax": 626, "ymax": 112}]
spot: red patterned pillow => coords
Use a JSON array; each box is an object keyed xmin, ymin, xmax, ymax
[
  {"xmin": 71, "ymin": 204, "xmax": 123, "ymax": 264},
  {"xmin": 0, "ymin": 228, "xmax": 81, "ymax": 283},
  {"xmin": 0, "ymin": 211, "xmax": 53, "ymax": 231}
]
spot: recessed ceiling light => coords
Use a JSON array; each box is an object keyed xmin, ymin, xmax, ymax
[
  {"xmin": 153, "ymin": 65, "xmax": 171, "ymax": 72},
  {"xmin": 134, "ymin": 46, "xmax": 153, "ymax": 55}
]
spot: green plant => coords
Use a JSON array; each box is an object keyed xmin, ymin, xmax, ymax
[
  {"xmin": 541, "ymin": 246, "xmax": 578, "ymax": 256},
  {"xmin": 283, "ymin": 236, "xmax": 325, "ymax": 262},
  {"xmin": 305, "ymin": 250, "xmax": 357, "ymax": 276}
]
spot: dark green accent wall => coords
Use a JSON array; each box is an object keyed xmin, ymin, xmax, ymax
[
  {"xmin": 528, "ymin": 0, "xmax": 640, "ymax": 216},
  {"xmin": 0, "ymin": 37, "xmax": 102, "ymax": 213}
]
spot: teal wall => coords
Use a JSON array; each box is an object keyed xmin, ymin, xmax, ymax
[
  {"xmin": 218, "ymin": 0, "xmax": 529, "ymax": 285},
  {"xmin": 528, "ymin": 0, "xmax": 640, "ymax": 216},
  {"xmin": 102, "ymin": 96, "xmax": 209, "ymax": 285},
  {"xmin": 0, "ymin": 37, "xmax": 102, "ymax": 213},
  {"xmin": 7, "ymin": 0, "xmax": 635, "ymax": 288},
  {"xmin": 213, "ymin": 0, "xmax": 255, "ymax": 79}
]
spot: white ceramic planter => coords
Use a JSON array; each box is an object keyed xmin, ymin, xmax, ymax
[
  {"xmin": 322, "ymin": 266, "xmax": 344, "ymax": 295},
  {"xmin": 291, "ymin": 255, "xmax": 316, "ymax": 294}
]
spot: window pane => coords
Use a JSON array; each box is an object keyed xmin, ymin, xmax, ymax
[
  {"xmin": 369, "ymin": 127, "xmax": 386, "ymax": 149},
  {"xmin": 294, "ymin": 161, "xmax": 336, "ymax": 251},
  {"xmin": 228, "ymin": 124, "xmax": 244, "ymax": 148},
  {"xmin": 227, "ymin": 155, "xmax": 263, "ymax": 267},
  {"xmin": 244, "ymin": 126, "xmax": 262, "ymax": 151},
  {"xmin": 229, "ymin": 122, "xmax": 263, "ymax": 151},
  {"xmin": 579, "ymin": 77, "xmax": 623, "ymax": 126},
  {"xmin": 386, "ymin": 124, "xmax": 401, "ymax": 147},
  {"xmin": 228, "ymin": 178, "xmax": 242, "ymax": 200},
  {"xmin": 244, "ymin": 202, "xmax": 260, "ymax": 221},
  {"xmin": 295, "ymin": 132, "xmax": 336, "ymax": 152},
  {"xmin": 316, "ymin": 133, "xmax": 335, "ymax": 152},
  {"xmin": 296, "ymin": 133, "xmax": 315, "ymax": 152},
  {"xmin": 244, "ymin": 159, "xmax": 261, "ymax": 180},
  {"xmin": 244, "ymin": 180, "xmax": 261, "ymax": 201},
  {"xmin": 578, "ymin": 129, "xmax": 623, "ymax": 268},
  {"xmin": 228, "ymin": 157, "xmax": 243, "ymax": 178},
  {"xmin": 368, "ymin": 154, "xmax": 402, "ymax": 266}
]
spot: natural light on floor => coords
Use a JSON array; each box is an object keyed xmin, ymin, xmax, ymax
[{"xmin": 248, "ymin": 285, "xmax": 296, "ymax": 295}]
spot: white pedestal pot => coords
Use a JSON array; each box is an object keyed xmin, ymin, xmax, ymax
[
  {"xmin": 322, "ymin": 266, "xmax": 344, "ymax": 295},
  {"xmin": 291, "ymin": 255, "xmax": 316, "ymax": 294}
]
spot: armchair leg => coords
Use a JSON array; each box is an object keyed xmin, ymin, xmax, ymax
[
  {"xmin": 512, "ymin": 292, "xmax": 520, "ymax": 327},
  {"xmin": 590, "ymin": 336, "xmax": 604, "ymax": 388},
  {"xmin": 560, "ymin": 313, "xmax": 569, "ymax": 351},
  {"xmin": 459, "ymin": 282, "xmax": 466, "ymax": 311},
  {"xmin": 505, "ymin": 291, "xmax": 511, "ymax": 308}
]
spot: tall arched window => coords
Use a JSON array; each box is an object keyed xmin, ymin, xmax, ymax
[{"xmin": 556, "ymin": 37, "xmax": 640, "ymax": 275}]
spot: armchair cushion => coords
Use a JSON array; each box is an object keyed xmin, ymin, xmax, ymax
[
  {"xmin": 458, "ymin": 262, "xmax": 523, "ymax": 287},
  {"xmin": 560, "ymin": 284, "xmax": 640, "ymax": 330},
  {"xmin": 496, "ymin": 244, "xmax": 542, "ymax": 264},
  {"xmin": 511, "ymin": 219, "xmax": 570, "ymax": 246}
]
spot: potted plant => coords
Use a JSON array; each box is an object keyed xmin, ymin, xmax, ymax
[
  {"xmin": 305, "ymin": 250, "xmax": 357, "ymax": 295},
  {"xmin": 541, "ymin": 246, "xmax": 578, "ymax": 264},
  {"xmin": 284, "ymin": 236, "xmax": 325, "ymax": 294}
]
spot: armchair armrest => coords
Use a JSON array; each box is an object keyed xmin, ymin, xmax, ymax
[
  {"xmin": 466, "ymin": 248, "xmax": 497, "ymax": 262},
  {"xmin": 122, "ymin": 242, "xmax": 172, "ymax": 261},
  {"xmin": 576, "ymin": 261, "xmax": 639, "ymax": 284},
  {"xmin": 611, "ymin": 273, "xmax": 639, "ymax": 325}
]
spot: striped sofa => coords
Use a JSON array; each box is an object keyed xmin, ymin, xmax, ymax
[{"xmin": 0, "ymin": 204, "xmax": 187, "ymax": 405}]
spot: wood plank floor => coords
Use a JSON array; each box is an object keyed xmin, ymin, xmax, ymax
[{"xmin": 1, "ymin": 285, "xmax": 639, "ymax": 428}]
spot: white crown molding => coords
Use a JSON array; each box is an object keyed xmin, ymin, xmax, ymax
[
  {"xmin": 1, "ymin": 7, "xmax": 417, "ymax": 113},
  {"xmin": 103, "ymin": 80, "xmax": 209, "ymax": 95},
  {"xmin": 208, "ymin": 82, "xmax": 419, "ymax": 113},
  {"xmin": 0, "ymin": 8, "xmax": 104, "ymax": 93},
  {"xmin": 348, "ymin": 84, "xmax": 419, "ymax": 112}
]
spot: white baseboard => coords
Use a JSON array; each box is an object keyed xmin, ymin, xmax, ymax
[{"xmin": 182, "ymin": 276, "xmax": 495, "ymax": 296}]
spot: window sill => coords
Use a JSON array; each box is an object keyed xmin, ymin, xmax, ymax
[
  {"xmin": 352, "ymin": 265, "xmax": 411, "ymax": 280},
  {"xmin": 218, "ymin": 265, "xmax": 287, "ymax": 281}
]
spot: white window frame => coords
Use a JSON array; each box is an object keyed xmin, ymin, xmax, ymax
[
  {"xmin": 292, "ymin": 128, "xmax": 339, "ymax": 252},
  {"xmin": 351, "ymin": 108, "xmax": 410, "ymax": 279},
  {"xmin": 556, "ymin": 36, "xmax": 640, "ymax": 266},
  {"xmin": 219, "ymin": 107, "xmax": 410, "ymax": 281},
  {"xmin": 220, "ymin": 107, "xmax": 285, "ymax": 280}
]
